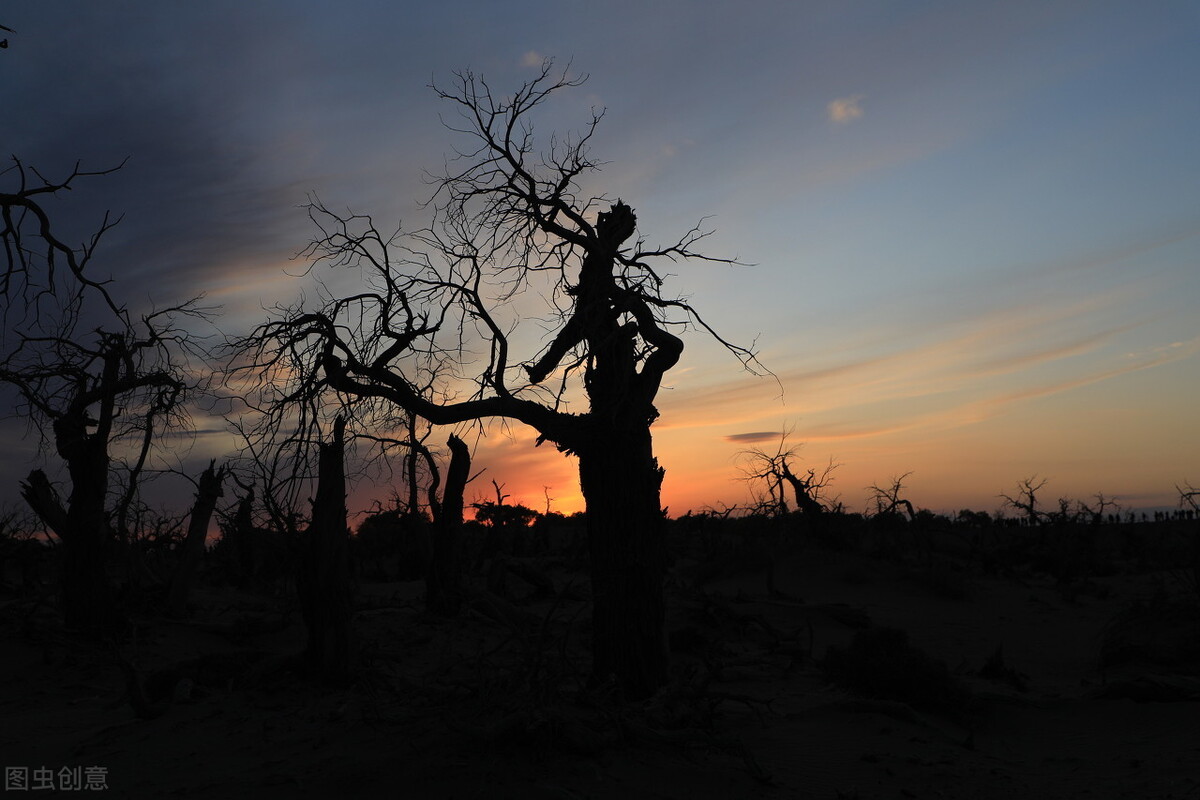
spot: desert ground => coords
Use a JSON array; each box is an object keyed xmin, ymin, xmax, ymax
[{"xmin": 3, "ymin": 518, "xmax": 1199, "ymax": 799}]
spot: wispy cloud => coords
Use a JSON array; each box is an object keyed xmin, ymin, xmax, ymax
[
  {"xmin": 827, "ymin": 94, "xmax": 864, "ymax": 124},
  {"xmin": 795, "ymin": 421, "xmax": 921, "ymax": 442},
  {"xmin": 723, "ymin": 431, "xmax": 779, "ymax": 444},
  {"xmin": 521, "ymin": 50, "xmax": 544, "ymax": 68},
  {"xmin": 657, "ymin": 282, "xmax": 1181, "ymax": 454},
  {"xmin": 965, "ymin": 326, "xmax": 1133, "ymax": 379},
  {"xmin": 956, "ymin": 335, "xmax": 1200, "ymax": 420}
]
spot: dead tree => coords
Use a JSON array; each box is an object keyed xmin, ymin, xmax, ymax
[
  {"xmin": 1076, "ymin": 492, "xmax": 1120, "ymax": 527},
  {"xmin": 349, "ymin": 413, "xmax": 475, "ymax": 612},
  {"xmin": 238, "ymin": 61, "xmax": 765, "ymax": 699},
  {"xmin": 2, "ymin": 158, "xmax": 205, "ymax": 634},
  {"xmin": 1177, "ymin": 482, "xmax": 1200, "ymax": 515},
  {"xmin": 11, "ymin": 336, "xmax": 187, "ymax": 633},
  {"xmin": 738, "ymin": 435, "xmax": 837, "ymax": 518},
  {"xmin": 425, "ymin": 434, "xmax": 470, "ymax": 617},
  {"xmin": 999, "ymin": 476, "xmax": 1048, "ymax": 527},
  {"xmin": 868, "ymin": 473, "xmax": 917, "ymax": 520},
  {"xmin": 165, "ymin": 461, "xmax": 227, "ymax": 618},
  {"xmin": 298, "ymin": 416, "xmax": 352, "ymax": 684}
]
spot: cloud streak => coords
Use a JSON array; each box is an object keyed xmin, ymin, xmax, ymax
[
  {"xmin": 655, "ymin": 280, "xmax": 1186, "ymax": 453},
  {"xmin": 723, "ymin": 431, "xmax": 780, "ymax": 444}
]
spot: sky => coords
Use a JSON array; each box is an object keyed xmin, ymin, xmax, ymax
[{"xmin": 2, "ymin": 1, "xmax": 1198, "ymax": 522}]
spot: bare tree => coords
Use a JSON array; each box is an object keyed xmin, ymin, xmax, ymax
[
  {"xmin": 2, "ymin": 159, "xmax": 208, "ymax": 633},
  {"xmin": 867, "ymin": 472, "xmax": 916, "ymax": 520},
  {"xmin": 1177, "ymin": 481, "xmax": 1200, "ymax": 515},
  {"xmin": 224, "ymin": 415, "xmax": 312, "ymax": 545},
  {"xmin": 237, "ymin": 61, "xmax": 764, "ymax": 698},
  {"xmin": 298, "ymin": 416, "xmax": 352, "ymax": 683},
  {"xmin": 738, "ymin": 434, "xmax": 837, "ymax": 518},
  {"xmin": 999, "ymin": 476, "xmax": 1048, "ymax": 527},
  {"xmin": 426, "ymin": 434, "xmax": 470, "ymax": 617},
  {"xmin": 165, "ymin": 460, "xmax": 228, "ymax": 618},
  {"xmin": 1046, "ymin": 492, "xmax": 1122, "ymax": 527},
  {"xmin": 1076, "ymin": 492, "xmax": 1120, "ymax": 526}
]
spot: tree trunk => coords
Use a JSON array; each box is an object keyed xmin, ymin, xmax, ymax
[
  {"xmin": 20, "ymin": 424, "xmax": 122, "ymax": 635},
  {"xmin": 426, "ymin": 434, "xmax": 469, "ymax": 617},
  {"xmin": 782, "ymin": 469, "xmax": 825, "ymax": 518},
  {"xmin": 298, "ymin": 418, "xmax": 353, "ymax": 683},
  {"xmin": 577, "ymin": 427, "xmax": 669, "ymax": 701},
  {"xmin": 20, "ymin": 468, "xmax": 116, "ymax": 629},
  {"xmin": 166, "ymin": 461, "xmax": 225, "ymax": 618},
  {"xmin": 227, "ymin": 487, "xmax": 256, "ymax": 587},
  {"xmin": 44, "ymin": 409, "xmax": 124, "ymax": 635}
]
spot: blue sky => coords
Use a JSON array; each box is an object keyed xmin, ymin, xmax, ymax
[{"xmin": 3, "ymin": 1, "xmax": 1198, "ymax": 517}]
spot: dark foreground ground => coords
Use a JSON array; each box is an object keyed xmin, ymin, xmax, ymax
[{"xmin": 3, "ymin": 522, "xmax": 1199, "ymax": 799}]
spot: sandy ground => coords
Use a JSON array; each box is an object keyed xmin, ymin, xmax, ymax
[{"xmin": 3, "ymin": 542, "xmax": 1199, "ymax": 799}]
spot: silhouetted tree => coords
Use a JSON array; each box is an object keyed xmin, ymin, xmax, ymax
[
  {"xmin": 738, "ymin": 434, "xmax": 837, "ymax": 518},
  {"xmin": 165, "ymin": 461, "xmax": 227, "ymax": 617},
  {"xmin": 1178, "ymin": 482, "xmax": 1200, "ymax": 515},
  {"xmin": 425, "ymin": 434, "xmax": 470, "ymax": 616},
  {"xmin": 3, "ymin": 159, "xmax": 208, "ymax": 633},
  {"xmin": 1076, "ymin": 492, "xmax": 1120, "ymax": 527},
  {"xmin": 212, "ymin": 474, "xmax": 301, "ymax": 591},
  {"xmin": 332, "ymin": 407, "xmax": 475, "ymax": 610},
  {"xmin": 473, "ymin": 487, "xmax": 539, "ymax": 563},
  {"xmin": 999, "ymin": 476, "xmax": 1048, "ymax": 526},
  {"xmin": 238, "ymin": 61, "xmax": 763, "ymax": 699},
  {"xmin": 298, "ymin": 416, "xmax": 352, "ymax": 683},
  {"xmin": 955, "ymin": 509, "xmax": 992, "ymax": 527},
  {"xmin": 867, "ymin": 472, "xmax": 917, "ymax": 520}
]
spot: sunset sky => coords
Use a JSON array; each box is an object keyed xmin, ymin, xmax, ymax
[{"xmin": 3, "ymin": 2, "xmax": 1198, "ymax": 521}]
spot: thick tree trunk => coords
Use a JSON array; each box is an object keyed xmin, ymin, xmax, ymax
[
  {"xmin": 577, "ymin": 427, "xmax": 669, "ymax": 701},
  {"xmin": 61, "ymin": 467, "xmax": 121, "ymax": 633},
  {"xmin": 32, "ymin": 412, "xmax": 124, "ymax": 635},
  {"xmin": 298, "ymin": 418, "xmax": 353, "ymax": 683},
  {"xmin": 782, "ymin": 468, "xmax": 825, "ymax": 519},
  {"xmin": 21, "ymin": 468, "xmax": 114, "ymax": 629},
  {"xmin": 426, "ymin": 434, "xmax": 469, "ymax": 617},
  {"xmin": 166, "ymin": 461, "xmax": 225, "ymax": 618}
]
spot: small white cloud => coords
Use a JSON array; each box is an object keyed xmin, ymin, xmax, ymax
[
  {"xmin": 520, "ymin": 50, "xmax": 544, "ymax": 68},
  {"xmin": 827, "ymin": 95, "xmax": 864, "ymax": 124}
]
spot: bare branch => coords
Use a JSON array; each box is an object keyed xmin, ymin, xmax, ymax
[
  {"xmin": 999, "ymin": 475, "xmax": 1049, "ymax": 525},
  {"xmin": 737, "ymin": 431, "xmax": 838, "ymax": 517}
]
